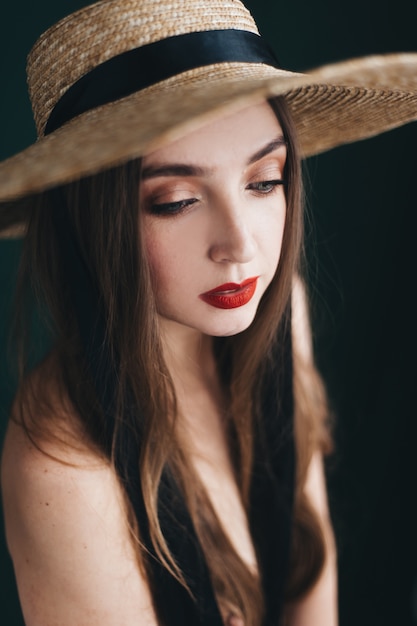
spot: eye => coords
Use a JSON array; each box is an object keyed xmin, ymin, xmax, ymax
[
  {"xmin": 247, "ymin": 179, "xmax": 285, "ymax": 194},
  {"xmin": 148, "ymin": 197, "xmax": 198, "ymax": 216}
]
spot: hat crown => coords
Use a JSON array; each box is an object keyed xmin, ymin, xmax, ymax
[{"xmin": 27, "ymin": 0, "xmax": 259, "ymax": 137}]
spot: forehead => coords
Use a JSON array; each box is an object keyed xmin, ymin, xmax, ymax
[{"xmin": 142, "ymin": 101, "xmax": 284, "ymax": 169}]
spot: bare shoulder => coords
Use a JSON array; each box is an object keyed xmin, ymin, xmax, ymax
[
  {"xmin": 1, "ymin": 415, "xmax": 122, "ymax": 553},
  {"xmin": 1, "ymin": 360, "xmax": 156, "ymax": 625}
]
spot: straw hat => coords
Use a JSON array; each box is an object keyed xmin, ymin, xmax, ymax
[{"xmin": 1, "ymin": 0, "xmax": 417, "ymax": 236}]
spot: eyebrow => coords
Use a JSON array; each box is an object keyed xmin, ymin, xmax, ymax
[
  {"xmin": 141, "ymin": 163, "xmax": 206, "ymax": 179},
  {"xmin": 246, "ymin": 136, "xmax": 287, "ymax": 165},
  {"xmin": 141, "ymin": 135, "xmax": 286, "ymax": 180}
]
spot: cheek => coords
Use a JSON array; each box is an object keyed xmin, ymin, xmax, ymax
[
  {"xmin": 142, "ymin": 222, "xmax": 191, "ymax": 299},
  {"xmin": 142, "ymin": 226, "xmax": 170, "ymax": 295},
  {"xmin": 260, "ymin": 203, "xmax": 286, "ymax": 267}
]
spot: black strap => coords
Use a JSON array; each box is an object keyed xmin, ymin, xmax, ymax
[{"xmin": 44, "ymin": 29, "xmax": 280, "ymax": 135}]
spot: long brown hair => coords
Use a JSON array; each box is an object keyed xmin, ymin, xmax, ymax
[{"xmin": 13, "ymin": 96, "xmax": 330, "ymax": 625}]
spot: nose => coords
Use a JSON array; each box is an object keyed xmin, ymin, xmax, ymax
[{"xmin": 208, "ymin": 195, "xmax": 256, "ymax": 264}]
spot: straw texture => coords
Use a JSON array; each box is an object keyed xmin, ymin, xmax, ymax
[
  {"xmin": 28, "ymin": 0, "xmax": 259, "ymax": 136},
  {"xmin": 0, "ymin": 0, "xmax": 417, "ymax": 234}
]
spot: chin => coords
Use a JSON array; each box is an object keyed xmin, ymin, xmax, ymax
[
  {"xmin": 204, "ymin": 310, "xmax": 258, "ymax": 337},
  {"xmin": 159, "ymin": 302, "xmax": 260, "ymax": 339}
]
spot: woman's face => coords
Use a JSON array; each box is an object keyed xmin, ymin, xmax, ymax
[{"xmin": 140, "ymin": 101, "xmax": 287, "ymax": 339}]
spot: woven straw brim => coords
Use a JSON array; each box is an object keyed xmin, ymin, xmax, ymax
[{"xmin": 1, "ymin": 52, "xmax": 417, "ymax": 236}]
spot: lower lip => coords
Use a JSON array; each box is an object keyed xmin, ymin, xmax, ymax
[{"xmin": 199, "ymin": 277, "xmax": 259, "ymax": 309}]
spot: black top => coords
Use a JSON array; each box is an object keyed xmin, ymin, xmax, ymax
[{"xmin": 113, "ymin": 321, "xmax": 295, "ymax": 626}]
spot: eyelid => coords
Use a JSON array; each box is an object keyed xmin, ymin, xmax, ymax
[
  {"xmin": 247, "ymin": 161, "xmax": 284, "ymax": 181},
  {"xmin": 142, "ymin": 180, "xmax": 199, "ymax": 199},
  {"xmin": 141, "ymin": 179, "xmax": 201, "ymax": 208},
  {"xmin": 146, "ymin": 197, "xmax": 198, "ymax": 217}
]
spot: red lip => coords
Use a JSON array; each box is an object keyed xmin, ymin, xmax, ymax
[{"xmin": 199, "ymin": 277, "xmax": 259, "ymax": 309}]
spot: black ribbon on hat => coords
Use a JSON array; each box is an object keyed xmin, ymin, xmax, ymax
[{"xmin": 44, "ymin": 29, "xmax": 280, "ymax": 135}]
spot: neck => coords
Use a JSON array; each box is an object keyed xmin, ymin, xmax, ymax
[
  {"xmin": 159, "ymin": 318, "xmax": 229, "ymax": 462},
  {"xmin": 159, "ymin": 317, "xmax": 226, "ymax": 421},
  {"xmin": 159, "ymin": 317, "xmax": 216, "ymax": 384}
]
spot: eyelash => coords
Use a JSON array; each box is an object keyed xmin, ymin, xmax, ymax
[
  {"xmin": 247, "ymin": 179, "xmax": 285, "ymax": 194},
  {"xmin": 148, "ymin": 179, "xmax": 286, "ymax": 216},
  {"xmin": 148, "ymin": 197, "xmax": 198, "ymax": 216}
]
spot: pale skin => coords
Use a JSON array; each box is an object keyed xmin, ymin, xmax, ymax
[{"xmin": 1, "ymin": 102, "xmax": 337, "ymax": 625}]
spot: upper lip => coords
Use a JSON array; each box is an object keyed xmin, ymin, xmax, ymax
[{"xmin": 201, "ymin": 277, "xmax": 258, "ymax": 295}]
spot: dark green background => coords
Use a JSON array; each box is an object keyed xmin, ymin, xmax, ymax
[{"xmin": 1, "ymin": 1, "xmax": 416, "ymax": 624}]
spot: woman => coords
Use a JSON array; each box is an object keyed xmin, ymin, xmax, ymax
[{"xmin": 0, "ymin": 1, "xmax": 416, "ymax": 625}]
